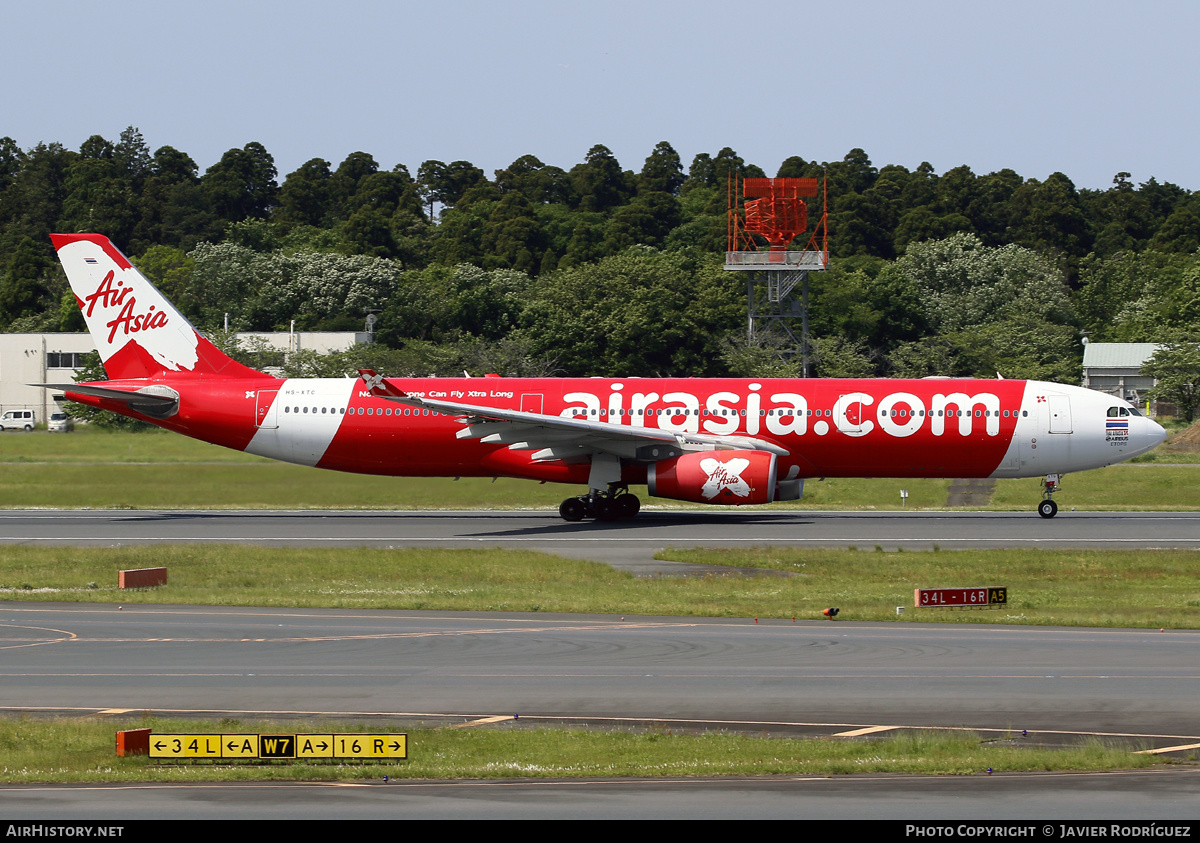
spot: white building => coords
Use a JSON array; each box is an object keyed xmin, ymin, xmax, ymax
[{"xmin": 0, "ymin": 331, "xmax": 367, "ymax": 426}]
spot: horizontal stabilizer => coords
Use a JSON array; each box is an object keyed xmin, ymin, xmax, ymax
[{"xmin": 33, "ymin": 383, "xmax": 179, "ymax": 418}]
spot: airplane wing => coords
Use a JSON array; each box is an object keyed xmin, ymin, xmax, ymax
[{"xmin": 357, "ymin": 370, "xmax": 789, "ymax": 462}]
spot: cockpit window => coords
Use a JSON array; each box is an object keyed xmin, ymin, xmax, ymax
[{"xmin": 1109, "ymin": 405, "xmax": 1142, "ymax": 417}]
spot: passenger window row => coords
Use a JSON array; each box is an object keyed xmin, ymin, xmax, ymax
[
  {"xmin": 573, "ymin": 407, "xmax": 1027, "ymax": 419},
  {"xmin": 282, "ymin": 405, "xmax": 440, "ymax": 416},
  {"xmin": 281, "ymin": 404, "xmax": 1028, "ymax": 421}
]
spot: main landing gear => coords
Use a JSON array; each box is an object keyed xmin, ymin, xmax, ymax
[
  {"xmin": 1038, "ymin": 473, "xmax": 1061, "ymax": 518},
  {"xmin": 559, "ymin": 484, "xmax": 641, "ymax": 522}
]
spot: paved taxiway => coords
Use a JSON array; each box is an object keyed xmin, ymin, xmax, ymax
[
  {"xmin": 2, "ymin": 508, "xmax": 1199, "ymax": 817},
  {"xmin": 3, "ymin": 771, "xmax": 1199, "ymax": 820},
  {"xmin": 2, "ymin": 602, "xmax": 1199, "ymax": 818},
  {"xmin": 5, "ymin": 509, "xmax": 1200, "ymax": 575},
  {"xmin": 3, "ymin": 603, "xmax": 1199, "ymax": 736}
]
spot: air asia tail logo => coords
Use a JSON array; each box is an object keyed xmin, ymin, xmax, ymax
[
  {"xmin": 700, "ymin": 457, "xmax": 752, "ymax": 499},
  {"xmin": 84, "ymin": 270, "xmax": 169, "ymax": 343}
]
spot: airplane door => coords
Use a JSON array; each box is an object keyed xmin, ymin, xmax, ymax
[
  {"xmin": 255, "ymin": 389, "xmax": 279, "ymax": 429},
  {"xmin": 1047, "ymin": 395, "xmax": 1073, "ymax": 434}
]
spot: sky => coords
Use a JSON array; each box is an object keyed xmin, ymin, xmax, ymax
[{"xmin": 3, "ymin": 0, "xmax": 1198, "ymax": 191}]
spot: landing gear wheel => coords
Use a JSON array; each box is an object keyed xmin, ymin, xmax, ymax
[
  {"xmin": 594, "ymin": 497, "xmax": 618, "ymax": 522},
  {"xmin": 1038, "ymin": 499, "xmax": 1058, "ymax": 519},
  {"xmin": 615, "ymin": 494, "xmax": 640, "ymax": 519},
  {"xmin": 559, "ymin": 497, "xmax": 587, "ymax": 522}
]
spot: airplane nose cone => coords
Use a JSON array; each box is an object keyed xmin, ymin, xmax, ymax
[
  {"xmin": 1117, "ymin": 414, "xmax": 1169, "ymax": 461},
  {"xmin": 1149, "ymin": 418, "xmax": 1168, "ymax": 447}
]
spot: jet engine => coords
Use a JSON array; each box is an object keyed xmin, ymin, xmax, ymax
[{"xmin": 648, "ymin": 450, "xmax": 783, "ymax": 505}]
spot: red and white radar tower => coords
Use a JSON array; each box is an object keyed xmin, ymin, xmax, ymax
[{"xmin": 724, "ymin": 175, "xmax": 828, "ymax": 376}]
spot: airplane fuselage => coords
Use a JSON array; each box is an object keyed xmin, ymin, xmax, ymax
[{"xmin": 75, "ymin": 374, "xmax": 1164, "ymax": 486}]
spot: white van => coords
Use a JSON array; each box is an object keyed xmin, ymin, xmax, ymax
[{"xmin": 0, "ymin": 410, "xmax": 35, "ymax": 431}]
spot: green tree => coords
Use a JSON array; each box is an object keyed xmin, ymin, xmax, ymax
[
  {"xmin": 114, "ymin": 126, "xmax": 152, "ymax": 184},
  {"xmin": 58, "ymin": 136, "xmax": 139, "ymax": 245},
  {"xmin": 1083, "ymin": 172, "xmax": 1155, "ymax": 257},
  {"xmin": 827, "ymin": 148, "xmax": 877, "ymax": 196},
  {"xmin": 0, "ymin": 142, "xmax": 74, "ymax": 262},
  {"xmin": 131, "ymin": 244, "xmax": 194, "ymax": 304},
  {"xmin": 569, "ymin": 144, "xmax": 631, "ymax": 212},
  {"xmin": 328, "ymin": 151, "xmax": 379, "ymax": 221},
  {"xmin": 201, "ymin": 142, "xmax": 278, "ymax": 223},
  {"xmin": 1008, "ymin": 172, "xmax": 1093, "ymax": 265},
  {"xmin": 132, "ymin": 145, "xmax": 214, "ymax": 251},
  {"xmin": 341, "ymin": 207, "xmax": 400, "ymax": 258},
  {"xmin": 519, "ymin": 248, "xmax": 741, "ymax": 376},
  {"xmin": 0, "ymin": 236, "xmax": 52, "ymax": 325},
  {"xmin": 638, "ymin": 141, "xmax": 685, "ymax": 195},
  {"xmin": 603, "ymin": 192, "xmax": 681, "ymax": 252},
  {"xmin": 1150, "ymin": 204, "xmax": 1200, "ymax": 254},
  {"xmin": 277, "ymin": 157, "xmax": 333, "ymax": 227},
  {"xmin": 0, "ymin": 137, "xmax": 24, "ymax": 193},
  {"xmin": 809, "ymin": 336, "xmax": 876, "ymax": 377},
  {"xmin": 896, "ymin": 233, "xmax": 1074, "ymax": 333},
  {"xmin": 480, "ymin": 192, "xmax": 547, "ymax": 273},
  {"xmin": 494, "ymin": 155, "xmax": 573, "ymax": 205},
  {"xmin": 557, "ymin": 213, "xmax": 608, "ymax": 267},
  {"xmin": 1144, "ymin": 338, "xmax": 1200, "ymax": 421},
  {"xmin": 428, "ymin": 199, "xmax": 495, "ymax": 266},
  {"xmin": 418, "ymin": 159, "xmax": 487, "ymax": 211},
  {"xmin": 185, "ymin": 241, "xmax": 269, "ymax": 326},
  {"xmin": 893, "ymin": 207, "xmax": 973, "ymax": 254}
]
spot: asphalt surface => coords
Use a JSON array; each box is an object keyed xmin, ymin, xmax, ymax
[
  {"xmin": 5, "ymin": 509, "xmax": 1200, "ymax": 576},
  {"xmin": 1, "ymin": 508, "xmax": 1199, "ymax": 819},
  {"xmin": 2, "ymin": 603, "xmax": 1198, "ymax": 736}
]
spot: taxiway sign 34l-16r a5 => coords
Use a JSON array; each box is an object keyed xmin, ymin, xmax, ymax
[{"xmin": 41, "ymin": 234, "xmax": 1166, "ymax": 520}]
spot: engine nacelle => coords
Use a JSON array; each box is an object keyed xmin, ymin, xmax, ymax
[{"xmin": 648, "ymin": 450, "xmax": 779, "ymax": 506}]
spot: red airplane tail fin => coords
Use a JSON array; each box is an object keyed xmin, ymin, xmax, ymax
[{"xmin": 51, "ymin": 233, "xmax": 266, "ymax": 381}]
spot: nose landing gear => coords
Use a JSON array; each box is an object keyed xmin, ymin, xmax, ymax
[
  {"xmin": 1038, "ymin": 474, "xmax": 1061, "ymax": 518},
  {"xmin": 558, "ymin": 484, "xmax": 641, "ymax": 522}
]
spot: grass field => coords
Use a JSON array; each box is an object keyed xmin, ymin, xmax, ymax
[
  {"xmin": 2, "ymin": 426, "xmax": 1200, "ymax": 510},
  {"xmin": 3, "ymin": 544, "xmax": 1199, "ymax": 627},
  {"xmin": 0, "ymin": 717, "xmax": 1159, "ymax": 783}
]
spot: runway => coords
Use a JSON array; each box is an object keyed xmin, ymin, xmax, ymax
[{"xmin": 2, "ymin": 509, "xmax": 1199, "ymax": 818}]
